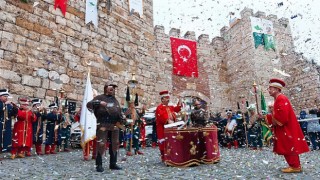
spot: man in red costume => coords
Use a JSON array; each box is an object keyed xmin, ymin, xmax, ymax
[
  {"xmin": 11, "ymin": 98, "xmax": 37, "ymax": 159},
  {"xmin": 266, "ymin": 78, "xmax": 309, "ymax": 173},
  {"xmin": 155, "ymin": 90, "xmax": 181, "ymax": 162}
]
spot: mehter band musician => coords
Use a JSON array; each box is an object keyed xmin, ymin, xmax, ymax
[
  {"xmin": 11, "ymin": 98, "xmax": 36, "ymax": 159},
  {"xmin": 155, "ymin": 90, "xmax": 181, "ymax": 162},
  {"xmin": 0, "ymin": 89, "xmax": 18, "ymax": 156},
  {"xmin": 266, "ymin": 78, "xmax": 309, "ymax": 173}
]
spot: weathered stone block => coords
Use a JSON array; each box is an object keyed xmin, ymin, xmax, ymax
[
  {"xmin": 33, "ymin": 23, "xmax": 52, "ymax": 36},
  {"xmin": 2, "ymin": 31, "xmax": 14, "ymax": 41},
  {"xmin": 49, "ymin": 80, "xmax": 63, "ymax": 90},
  {"xmin": 13, "ymin": 34, "xmax": 27, "ymax": 45},
  {"xmin": 0, "ymin": 39, "xmax": 17, "ymax": 52},
  {"xmin": 0, "ymin": 11, "xmax": 16, "ymax": 23},
  {"xmin": 0, "ymin": 49, "xmax": 3, "ymax": 59},
  {"xmin": 16, "ymin": 17, "xmax": 34, "ymax": 31},
  {"xmin": 56, "ymin": 15, "xmax": 67, "ymax": 26},
  {"xmin": 22, "ymin": 75, "xmax": 41, "ymax": 87},
  {"xmin": 48, "ymin": 71, "xmax": 60, "ymax": 81},
  {"xmin": 60, "ymin": 74, "xmax": 70, "ymax": 83},
  {"xmin": 41, "ymin": 79, "xmax": 49, "ymax": 89},
  {"xmin": 9, "ymin": 83, "xmax": 35, "ymax": 96},
  {"xmin": 36, "ymin": 68, "xmax": 49, "ymax": 78},
  {"xmin": 67, "ymin": 36, "xmax": 82, "ymax": 48},
  {"xmin": 34, "ymin": 88, "xmax": 46, "ymax": 98}
]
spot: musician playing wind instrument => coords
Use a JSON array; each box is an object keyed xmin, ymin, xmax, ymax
[
  {"xmin": 45, "ymin": 103, "xmax": 62, "ymax": 154},
  {"xmin": 31, "ymin": 99, "xmax": 47, "ymax": 155},
  {"xmin": 57, "ymin": 105, "xmax": 74, "ymax": 152},
  {"xmin": 0, "ymin": 89, "xmax": 18, "ymax": 158}
]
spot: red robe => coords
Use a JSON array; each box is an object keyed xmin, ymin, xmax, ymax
[
  {"xmin": 12, "ymin": 109, "xmax": 37, "ymax": 148},
  {"xmin": 140, "ymin": 118, "xmax": 146, "ymax": 142},
  {"xmin": 266, "ymin": 94, "xmax": 309, "ymax": 155},
  {"xmin": 155, "ymin": 103, "xmax": 181, "ymax": 151}
]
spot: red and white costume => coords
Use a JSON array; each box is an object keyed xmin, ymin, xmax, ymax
[
  {"xmin": 155, "ymin": 91, "xmax": 181, "ymax": 161},
  {"xmin": 266, "ymin": 79, "xmax": 309, "ymax": 169},
  {"xmin": 12, "ymin": 107, "xmax": 37, "ymax": 156}
]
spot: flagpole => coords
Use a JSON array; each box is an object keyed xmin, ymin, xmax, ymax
[{"xmin": 253, "ymin": 81, "xmax": 260, "ymax": 114}]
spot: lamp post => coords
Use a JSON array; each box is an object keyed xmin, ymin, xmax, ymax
[
  {"xmin": 253, "ymin": 81, "xmax": 259, "ymax": 113},
  {"xmin": 127, "ymin": 73, "xmax": 138, "ymax": 154},
  {"xmin": 128, "ymin": 73, "xmax": 138, "ymax": 89}
]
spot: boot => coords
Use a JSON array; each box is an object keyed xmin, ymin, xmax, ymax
[
  {"xmin": 36, "ymin": 144, "xmax": 43, "ymax": 155},
  {"xmin": 17, "ymin": 153, "xmax": 25, "ymax": 158},
  {"xmin": 126, "ymin": 151, "xmax": 133, "ymax": 156},
  {"xmin": 109, "ymin": 151, "xmax": 122, "ymax": 170},
  {"xmin": 152, "ymin": 142, "xmax": 157, "ymax": 148},
  {"xmin": 25, "ymin": 151, "xmax": 32, "ymax": 157},
  {"xmin": 96, "ymin": 165, "xmax": 104, "ymax": 172},
  {"xmin": 160, "ymin": 150, "xmax": 165, "ymax": 162},
  {"xmin": 234, "ymin": 140, "xmax": 239, "ymax": 149},
  {"xmin": 109, "ymin": 164, "xmax": 122, "ymax": 170},
  {"xmin": 135, "ymin": 150, "xmax": 144, "ymax": 155},
  {"xmin": 141, "ymin": 141, "xmax": 146, "ymax": 149},
  {"xmin": 50, "ymin": 145, "xmax": 57, "ymax": 154},
  {"xmin": 11, "ymin": 154, "xmax": 16, "ymax": 160},
  {"xmin": 96, "ymin": 152, "xmax": 104, "ymax": 172},
  {"xmin": 45, "ymin": 145, "xmax": 51, "ymax": 154},
  {"xmin": 227, "ymin": 143, "xmax": 231, "ymax": 149},
  {"xmin": 92, "ymin": 142, "xmax": 97, "ymax": 160}
]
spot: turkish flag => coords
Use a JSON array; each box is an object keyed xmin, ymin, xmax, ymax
[
  {"xmin": 170, "ymin": 37, "xmax": 198, "ymax": 77},
  {"xmin": 54, "ymin": 0, "xmax": 68, "ymax": 16}
]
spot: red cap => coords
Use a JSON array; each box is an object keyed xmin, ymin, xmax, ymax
[
  {"xmin": 19, "ymin": 98, "xmax": 30, "ymax": 105},
  {"xmin": 159, "ymin": 90, "xmax": 169, "ymax": 97},
  {"xmin": 269, "ymin": 78, "xmax": 285, "ymax": 89}
]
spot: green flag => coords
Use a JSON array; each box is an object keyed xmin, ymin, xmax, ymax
[
  {"xmin": 263, "ymin": 34, "xmax": 276, "ymax": 51},
  {"xmin": 253, "ymin": 32, "xmax": 264, "ymax": 48},
  {"xmin": 260, "ymin": 90, "xmax": 272, "ymax": 146},
  {"xmin": 260, "ymin": 90, "xmax": 267, "ymax": 111}
]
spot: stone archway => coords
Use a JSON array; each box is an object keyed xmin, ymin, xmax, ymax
[{"xmin": 178, "ymin": 90, "xmax": 211, "ymax": 104}]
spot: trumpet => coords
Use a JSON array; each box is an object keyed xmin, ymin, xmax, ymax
[{"xmin": 10, "ymin": 102, "xmax": 19, "ymax": 108}]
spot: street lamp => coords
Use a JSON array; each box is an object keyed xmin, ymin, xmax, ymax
[{"xmin": 128, "ymin": 73, "xmax": 138, "ymax": 88}]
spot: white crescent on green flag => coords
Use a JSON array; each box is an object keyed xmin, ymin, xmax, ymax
[
  {"xmin": 85, "ymin": 0, "xmax": 98, "ymax": 27},
  {"xmin": 80, "ymin": 72, "xmax": 97, "ymax": 147},
  {"xmin": 250, "ymin": 17, "xmax": 275, "ymax": 50}
]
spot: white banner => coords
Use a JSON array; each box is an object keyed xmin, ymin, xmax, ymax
[
  {"xmin": 250, "ymin": 16, "xmax": 274, "ymax": 35},
  {"xmin": 80, "ymin": 72, "xmax": 97, "ymax": 146},
  {"xmin": 85, "ymin": 0, "xmax": 98, "ymax": 27},
  {"xmin": 129, "ymin": 0, "xmax": 143, "ymax": 15}
]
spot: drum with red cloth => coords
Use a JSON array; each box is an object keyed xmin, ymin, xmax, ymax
[{"xmin": 163, "ymin": 125, "xmax": 220, "ymax": 167}]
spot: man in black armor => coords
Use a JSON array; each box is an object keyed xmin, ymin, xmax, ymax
[
  {"xmin": 87, "ymin": 83, "xmax": 124, "ymax": 172},
  {"xmin": 190, "ymin": 100, "xmax": 209, "ymax": 127}
]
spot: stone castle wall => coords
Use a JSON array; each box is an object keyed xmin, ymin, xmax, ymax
[
  {"xmin": 0, "ymin": 1, "xmax": 319, "ymax": 112},
  {"xmin": 0, "ymin": 0, "xmax": 157, "ymax": 106}
]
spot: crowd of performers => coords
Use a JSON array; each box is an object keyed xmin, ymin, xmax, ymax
[
  {"xmin": 2, "ymin": 78, "xmax": 320, "ymax": 173},
  {"xmin": 0, "ymin": 88, "xmax": 150, "ymax": 161},
  {"xmin": 0, "ymin": 89, "xmax": 73, "ymax": 160}
]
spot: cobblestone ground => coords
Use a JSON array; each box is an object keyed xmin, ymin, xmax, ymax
[{"xmin": 0, "ymin": 146, "xmax": 319, "ymax": 180}]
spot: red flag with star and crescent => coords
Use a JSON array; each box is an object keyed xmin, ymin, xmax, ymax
[{"xmin": 170, "ymin": 37, "xmax": 198, "ymax": 77}]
